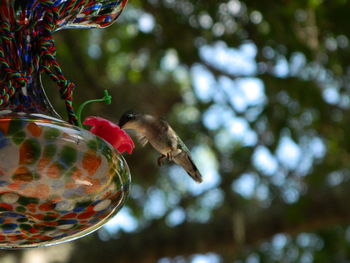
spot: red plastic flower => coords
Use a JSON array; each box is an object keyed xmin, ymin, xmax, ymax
[{"xmin": 83, "ymin": 116, "xmax": 135, "ymax": 154}]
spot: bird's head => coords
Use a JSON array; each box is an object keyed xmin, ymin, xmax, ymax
[{"xmin": 119, "ymin": 110, "xmax": 142, "ymax": 129}]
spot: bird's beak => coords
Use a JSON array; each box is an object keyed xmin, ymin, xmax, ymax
[{"xmin": 120, "ymin": 121, "xmax": 140, "ymax": 131}]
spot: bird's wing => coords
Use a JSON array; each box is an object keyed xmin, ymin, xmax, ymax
[
  {"xmin": 175, "ymin": 136, "xmax": 190, "ymax": 153},
  {"xmin": 135, "ymin": 132, "xmax": 149, "ymax": 147},
  {"xmin": 152, "ymin": 118, "xmax": 177, "ymax": 150},
  {"xmin": 154, "ymin": 118, "xmax": 171, "ymax": 133}
]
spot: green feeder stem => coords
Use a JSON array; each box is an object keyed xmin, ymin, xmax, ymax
[{"xmin": 76, "ymin": 90, "xmax": 112, "ymax": 128}]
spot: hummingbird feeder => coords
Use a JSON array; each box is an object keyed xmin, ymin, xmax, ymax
[{"xmin": 0, "ymin": 0, "xmax": 130, "ymax": 248}]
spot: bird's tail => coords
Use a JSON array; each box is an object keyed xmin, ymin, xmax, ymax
[{"xmin": 174, "ymin": 154, "xmax": 203, "ymax": 183}]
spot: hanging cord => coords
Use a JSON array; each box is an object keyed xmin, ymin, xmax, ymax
[
  {"xmin": 0, "ymin": 21, "xmax": 28, "ymax": 106},
  {"xmin": 38, "ymin": 0, "xmax": 78, "ymax": 125},
  {"xmin": 37, "ymin": 0, "xmax": 93, "ymax": 125},
  {"xmin": 0, "ymin": 0, "xmax": 92, "ymax": 125}
]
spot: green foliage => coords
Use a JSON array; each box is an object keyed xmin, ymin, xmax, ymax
[{"xmin": 14, "ymin": 0, "xmax": 350, "ymax": 262}]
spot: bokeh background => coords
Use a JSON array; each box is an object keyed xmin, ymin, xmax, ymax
[{"xmin": 3, "ymin": 0, "xmax": 350, "ymax": 262}]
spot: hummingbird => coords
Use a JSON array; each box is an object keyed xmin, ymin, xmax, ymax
[{"xmin": 119, "ymin": 111, "xmax": 203, "ymax": 183}]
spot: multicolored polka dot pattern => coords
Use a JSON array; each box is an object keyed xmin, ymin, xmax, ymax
[{"xmin": 0, "ymin": 113, "xmax": 130, "ymax": 248}]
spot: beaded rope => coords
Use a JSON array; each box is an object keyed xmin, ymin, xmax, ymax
[
  {"xmin": 0, "ymin": 21, "xmax": 28, "ymax": 107},
  {"xmin": 0, "ymin": 0, "xmax": 92, "ymax": 125}
]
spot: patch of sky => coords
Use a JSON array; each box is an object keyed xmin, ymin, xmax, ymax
[
  {"xmin": 88, "ymin": 30, "xmax": 102, "ymax": 55},
  {"xmin": 161, "ymin": 49, "xmax": 179, "ymax": 71},
  {"xmin": 276, "ymin": 136, "xmax": 301, "ymax": 170},
  {"xmin": 339, "ymin": 94, "xmax": 350, "ymax": 108},
  {"xmin": 295, "ymin": 153, "xmax": 313, "ymax": 177},
  {"xmin": 232, "ymin": 172, "xmax": 258, "ymax": 198},
  {"xmin": 169, "ymin": 166, "xmax": 192, "ymax": 192},
  {"xmin": 337, "ymin": 34, "xmax": 349, "ymax": 48},
  {"xmin": 245, "ymin": 106, "xmax": 265, "ymax": 122},
  {"xmin": 163, "ymin": 0, "xmax": 175, "ymax": 8},
  {"xmin": 187, "ymin": 205, "xmax": 211, "ymax": 223},
  {"xmin": 325, "ymin": 37, "xmax": 338, "ymax": 51},
  {"xmin": 177, "ymin": 1, "xmax": 194, "ymax": 16},
  {"xmin": 166, "ymin": 207, "xmax": 186, "ymax": 227},
  {"xmin": 272, "ymin": 233, "xmax": 288, "ymax": 251},
  {"xmin": 262, "ymin": 46, "xmax": 275, "ymax": 59},
  {"xmin": 219, "ymin": 76, "xmax": 265, "ymax": 112},
  {"xmin": 198, "ymin": 188, "xmax": 224, "ymax": 209},
  {"xmin": 322, "ymin": 86, "xmax": 340, "ymax": 105},
  {"xmin": 281, "ymin": 181, "xmax": 301, "ymax": 204},
  {"xmin": 297, "ymin": 233, "xmax": 317, "ymax": 248},
  {"xmin": 214, "ymin": 119, "xmax": 257, "ymax": 152},
  {"xmin": 191, "ymin": 253, "xmax": 221, "ymax": 263},
  {"xmin": 143, "ymin": 188, "xmax": 168, "ymax": 219},
  {"xmin": 237, "ymin": 78, "xmax": 265, "ymax": 105},
  {"xmin": 300, "ymin": 234, "xmax": 323, "ymax": 252},
  {"xmin": 212, "ymin": 22, "xmax": 225, "ymax": 37},
  {"xmin": 269, "ymin": 233, "xmax": 292, "ymax": 260},
  {"xmin": 300, "ymin": 252, "xmax": 314, "ymax": 263},
  {"xmin": 246, "ymin": 254, "xmax": 260, "ymax": 263},
  {"xmin": 294, "ymin": 136, "xmax": 326, "ymax": 176},
  {"xmin": 203, "ymin": 104, "xmax": 258, "ymax": 147},
  {"xmin": 327, "ymin": 171, "xmax": 344, "ymax": 186},
  {"xmin": 203, "ymin": 104, "xmax": 232, "ymax": 130},
  {"xmin": 88, "ymin": 43, "xmax": 101, "ymax": 59},
  {"xmin": 227, "ymin": 117, "xmax": 257, "ymax": 144},
  {"xmin": 232, "ymin": 175, "xmax": 269, "ymax": 202},
  {"xmin": 250, "ymin": 9, "xmax": 263, "ymax": 24},
  {"xmin": 274, "ymin": 56, "xmax": 289, "ymax": 78},
  {"xmin": 103, "ymin": 207, "xmax": 138, "ymax": 234},
  {"xmin": 158, "ymin": 257, "xmax": 184, "ymax": 263},
  {"xmin": 166, "ymin": 190, "xmax": 182, "ymax": 207},
  {"xmin": 198, "ymin": 12, "xmax": 213, "ymax": 29},
  {"xmin": 253, "ymin": 146, "xmax": 278, "ymax": 175},
  {"xmin": 299, "ymin": 110, "xmax": 315, "ymax": 127},
  {"xmin": 214, "ymin": 130, "xmax": 237, "ymax": 153},
  {"xmin": 290, "ymin": 52, "xmax": 307, "ymax": 76},
  {"xmin": 256, "ymin": 184, "xmax": 269, "ymax": 201},
  {"xmin": 138, "ymin": 12, "xmax": 155, "ymax": 33},
  {"xmin": 199, "ymin": 41, "xmax": 257, "ymax": 76},
  {"xmin": 311, "ymin": 64, "xmax": 328, "ymax": 81},
  {"xmin": 286, "ymin": 246, "xmax": 299, "ymax": 262},
  {"xmin": 270, "ymin": 171, "xmax": 286, "ymax": 187},
  {"xmin": 193, "ymin": 41, "xmax": 265, "ymax": 113},
  {"xmin": 158, "ymin": 254, "xmax": 221, "ymax": 263},
  {"xmin": 191, "ymin": 64, "xmax": 216, "ymax": 103},
  {"xmin": 212, "ymin": 85, "xmax": 228, "ymax": 105},
  {"xmin": 308, "ymin": 136, "xmax": 326, "ymax": 159},
  {"xmin": 227, "ymin": 0, "xmax": 242, "ymax": 16},
  {"xmin": 130, "ymin": 184, "xmax": 145, "ymax": 199},
  {"xmin": 174, "ymin": 66, "xmax": 191, "ymax": 89}
]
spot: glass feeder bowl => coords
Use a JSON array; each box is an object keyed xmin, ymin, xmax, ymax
[{"xmin": 0, "ymin": 113, "xmax": 130, "ymax": 248}]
